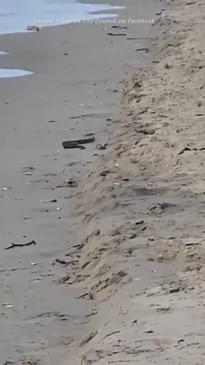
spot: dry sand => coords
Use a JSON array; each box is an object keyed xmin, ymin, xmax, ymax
[{"xmin": 1, "ymin": 0, "xmax": 204, "ymax": 364}]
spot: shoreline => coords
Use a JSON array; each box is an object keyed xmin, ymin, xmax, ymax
[
  {"xmin": 0, "ymin": 0, "xmax": 168, "ymax": 363},
  {"xmin": 0, "ymin": 0, "xmax": 123, "ymax": 38}
]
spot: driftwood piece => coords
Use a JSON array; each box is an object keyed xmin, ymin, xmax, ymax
[
  {"xmin": 63, "ymin": 142, "xmax": 85, "ymax": 150},
  {"xmin": 111, "ymin": 25, "xmax": 128, "ymax": 30},
  {"xmin": 62, "ymin": 136, "xmax": 95, "ymax": 149},
  {"xmin": 136, "ymin": 48, "xmax": 150, "ymax": 52},
  {"xmin": 107, "ymin": 32, "xmax": 126, "ymax": 36},
  {"xmin": 5, "ymin": 240, "xmax": 36, "ymax": 250}
]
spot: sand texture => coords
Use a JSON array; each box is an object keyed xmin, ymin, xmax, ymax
[{"xmin": 63, "ymin": 0, "xmax": 205, "ymax": 364}]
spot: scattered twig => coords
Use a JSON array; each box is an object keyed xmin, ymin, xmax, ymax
[
  {"xmin": 156, "ymin": 307, "xmax": 171, "ymax": 313},
  {"xmin": 107, "ymin": 32, "xmax": 127, "ymax": 36},
  {"xmin": 79, "ymin": 330, "xmax": 98, "ymax": 347},
  {"xmin": 85, "ymin": 311, "xmax": 98, "ymax": 318},
  {"xmin": 84, "ymin": 133, "xmax": 95, "ymax": 137},
  {"xmin": 95, "ymin": 143, "xmax": 108, "ymax": 150},
  {"xmin": 127, "ymin": 37, "xmax": 153, "ymax": 40},
  {"xmin": 178, "ymin": 146, "xmax": 205, "ymax": 155},
  {"xmin": 70, "ymin": 114, "xmax": 96, "ymax": 120},
  {"xmin": 111, "ymin": 25, "xmax": 128, "ymax": 30},
  {"xmin": 137, "ymin": 108, "xmax": 148, "ymax": 115},
  {"xmin": 55, "ymin": 258, "xmax": 78, "ymax": 265},
  {"xmin": 55, "ymin": 258, "xmax": 69, "ymax": 265},
  {"xmin": 136, "ymin": 48, "xmax": 149, "ymax": 53},
  {"xmin": 77, "ymin": 292, "xmax": 90, "ymax": 299},
  {"xmin": 65, "ymin": 250, "xmax": 80, "ymax": 256},
  {"xmin": 72, "ymin": 243, "xmax": 84, "ymax": 250},
  {"xmin": 178, "ymin": 146, "xmax": 191, "ymax": 155},
  {"xmin": 102, "ymin": 330, "xmax": 120, "ymax": 341},
  {"xmin": 184, "ymin": 241, "xmax": 200, "ymax": 247},
  {"xmin": 135, "ymin": 220, "xmax": 144, "ymax": 225},
  {"xmin": 108, "ymin": 361, "xmax": 138, "ymax": 363},
  {"xmin": 5, "ymin": 240, "xmax": 36, "ymax": 250},
  {"xmin": 135, "ymin": 128, "xmax": 155, "ymax": 135}
]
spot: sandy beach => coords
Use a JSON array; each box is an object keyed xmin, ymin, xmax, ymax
[{"xmin": 1, "ymin": 0, "xmax": 204, "ymax": 363}]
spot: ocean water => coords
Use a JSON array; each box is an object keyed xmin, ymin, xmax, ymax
[
  {"xmin": 0, "ymin": 0, "xmax": 122, "ymax": 78},
  {"xmin": 0, "ymin": 68, "xmax": 33, "ymax": 77},
  {"xmin": 0, "ymin": 0, "xmax": 122, "ymax": 35}
]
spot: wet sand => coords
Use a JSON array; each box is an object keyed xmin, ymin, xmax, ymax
[{"xmin": 0, "ymin": 0, "xmax": 167, "ymax": 364}]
